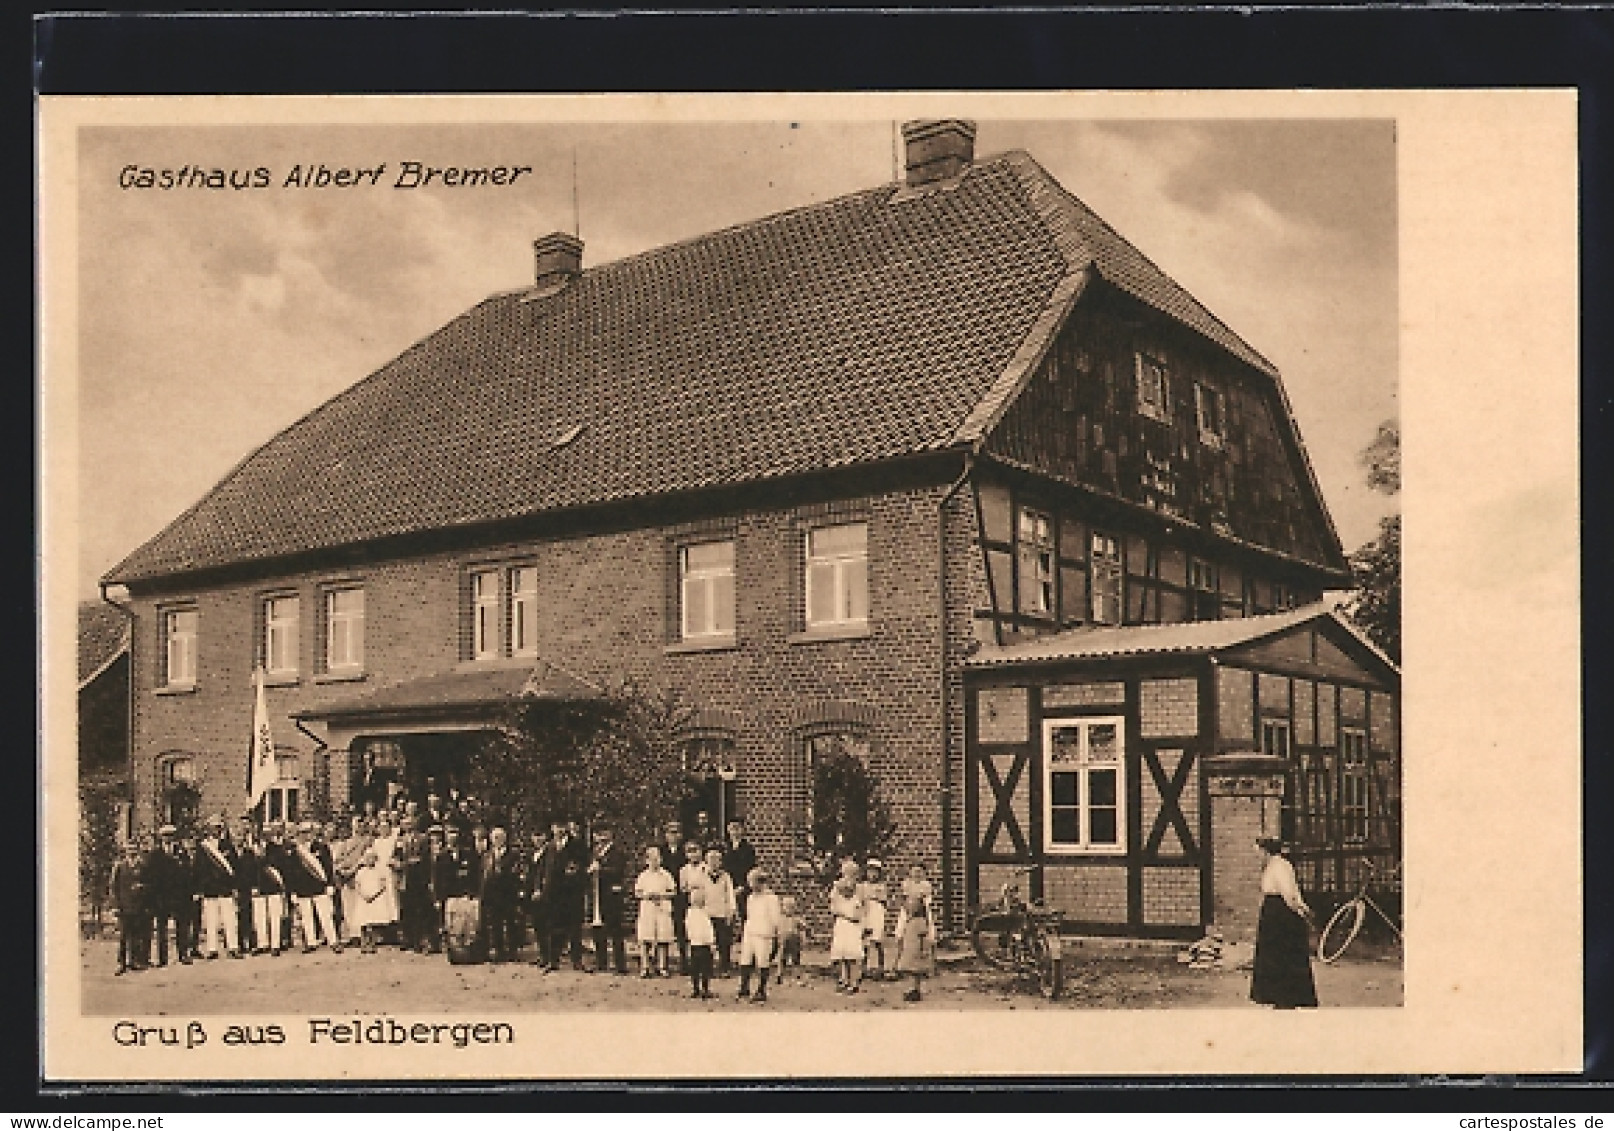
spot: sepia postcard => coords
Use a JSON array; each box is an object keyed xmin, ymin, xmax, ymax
[{"xmin": 38, "ymin": 90, "xmax": 1581, "ymax": 1082}]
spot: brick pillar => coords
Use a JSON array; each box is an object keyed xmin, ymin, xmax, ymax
[
  {"xmin": 1205, "ymin": 754, "xmax": 1288, "ymax": 943},
  {"xmin": 327, "ymin": 747, "xmax": 353, "ymax": 816}
]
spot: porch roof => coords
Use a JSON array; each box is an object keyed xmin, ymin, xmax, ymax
[
  {"xmin": 291, "ymin": 661, "xmax": 603, "ymax": 724},
  {"xmin": 964, "ymin": 601, "xmax": 1392, "ymax": 669}
]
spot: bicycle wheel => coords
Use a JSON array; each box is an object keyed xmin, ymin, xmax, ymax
[
  {"xmin": 970, "ymin": 918, "xmax": 1017, "ymax": 971},
  {"xmin": 1318, "ymin": 898, "xmax": 1365, "ymax": 963}
]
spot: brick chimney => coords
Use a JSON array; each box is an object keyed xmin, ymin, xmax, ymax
[
  {"xmin": 532, "ymin": 232, "xmax": 583, "ymax": 290},
  {"xmin": 901, "ymin": 119, "xmax": 977, "ymax": 187}
]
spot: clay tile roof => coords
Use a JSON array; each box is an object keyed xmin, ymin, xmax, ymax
[
  {"xmin": 78, "ymin": 601, "xmax": 130, "ymax": 687},
  {"xmin": 291, "ymin": 661, "xmax": 602, "ymax": 723},
  {"xmin": 965, "ymin": 601, "xmax": 1351, "ymax": 667},
  {"xmin": 106, "ymin": 151, "xmax": 1289, "ymax": 586}
]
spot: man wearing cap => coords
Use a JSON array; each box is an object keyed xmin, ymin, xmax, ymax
[
  {"xmin": 421, "ymin": 824, "xmax": 446, "ymax": 952},
  {"xmin": 659, "ymin": 820, "xmax": 689, "ymax": 973},
  {"xmin": 146, "ymin": 825, "xmax": 196, "ymax": 966},
  {"xmin": 539, "ymin": 819, "xmax": 587, "ymax": 971},
  {"xmin": 723, "ymin": 819, "xmax": 758, "ymax": 923},
  {"xmin": 249, "ymin": 820, "xmax": 290, "ymax": 955},
  {"xmin": 588, "ymin": 823, "xmax": 630, "ymax": 974},
  {"xmin": 285, "ymin": 820, "xmax": 342, "ymax": 953},
  {"xmin": 478, "ymin": 825, "xmax": 522, "ymax": 963},
  {"xmin": 398, "ymin": 814, "xmax": 434, "ymax": 953},
  {"xmin": 231, "ymin": 816, "xmax": 258, "ymax": 954},
  {"xmin": 194, "ymin": 816, "xmax": 244, "ymax": 958}
]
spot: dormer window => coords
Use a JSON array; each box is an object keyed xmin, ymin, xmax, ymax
[
  {"xmin": 1135, "ymin": 352, "xmax": 1170, "ymax": 423},
  {"xmin": 1195, "ymin": 382, "xmax": 1227, "ymax": 447}
]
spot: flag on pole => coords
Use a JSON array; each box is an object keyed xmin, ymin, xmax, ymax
[{"xmin": 247, "ymin": 666, "xmax": 276, "ymax": 811}]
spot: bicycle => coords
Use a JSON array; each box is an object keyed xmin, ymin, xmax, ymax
[
  {"xmin": 1316, "ymin": 859, "xmax": 1402, "ymax": 964},
  {"xmin": 968, "ymin": 865, "xmax": 1065, "ymax": 1000}
]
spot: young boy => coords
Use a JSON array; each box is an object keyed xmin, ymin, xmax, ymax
[
  {"xmin": 777, "ymin": 893, "xmax": 804, "ymax": 978},
  {"xmin": 736, "ymin": 867, "xmax": 782, "ymax": 1004},
  {"xmin": 685, "ymin": 886, "xmax": 716, "ymax": 1000},
  {"xmin": 703, "ymin": 848, "xmax": 737, "ymax": 976}
]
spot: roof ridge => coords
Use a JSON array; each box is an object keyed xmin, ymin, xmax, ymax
[{"xmin": 999, "ymin": 149, "xmax": 1280, "ymax": 379}]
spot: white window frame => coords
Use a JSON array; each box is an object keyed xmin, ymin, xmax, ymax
[
  {"xmin": 263, "ymin": 595, "xmax": 300, "ymax": 677},
  {"xmin": 1042, "ymin": 716, "xmax": 1127, "ymax": 855},
  {"xmin": 1195, "ymin": 381, "xmax": 1227, "ymax": 447},
  {"xmin": 470, "ymin": 569, "xmax": 500, "ymax": 660},
  {"xmin": 508, "ymin": 566, "xmax": 538, "ymax": 657},
  {"xmin": 1189, "ymin": 558, "xmax": 1221, "ymax": 621},
  {"xmin": 1016, "ymin": 508, "xmax": 1055, "ymax": 616},
  {"xmin": 1089, "ymin": 531, "xmax": 1122, "ymax": 625},
  {"xmin": 680, "ymin": 540, "xmax": 736, "ymax": 642},
  {"xmin": 1135, "ymin": 352, "xmax": 1170, "ymax": 423},
  {"xmin": 1262, "ymin": 717, "xmax": 1292, "ymax": 761},
  {"xmin": 323, "ymin": 586, "xmax": 365, "ymax": 673},
  {"xmin": 162, "ymin": 607, "xmax": 198, "ymax": 688},
  {"xmin": 1340, "ymin": 728, "xmax": 1369, "ymax": 844},
  {"xmin": 804, "ymin": 522, "xmax": 869, "ymax": 630}
]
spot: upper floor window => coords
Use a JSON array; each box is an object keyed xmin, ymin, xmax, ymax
[
  {"xmin": 1090, "ymin": 531, "xmax": 1122, "ymax": 625},
  {"xmin": 1016, "ymin": 508, "xmax": 1055, "ymax": 616},
  {"xmin": 161, "ymin": 606, "xmax": 198, "ymax": 688},
  {"xmin": 466, "ymin": 564, "xmax": 539, "ymax": 661},
  {"xmin": 1189, "ymin": 558, "xmax": 1220, "ymax": 622},
  {"xmin": 1134, "ymin": 352, "xmax": 1170, "ymax": 423},
  {"xmin": 1044, "ymin": 717, "xmax": 1125, "ymax": 853},
  {"xmin": 509, "ymin": 566, "xmax": 538, "ymax": 657},
  {"xmin": 1195, "ymin": 382, "xmax": 1227, "ymax": 447},
  {"xmin": 805, "ymin": 522, "xmax": 868, "ymax": 630},
  {"xmin": 680, "ymin": 540, "xmax": 736, "ymax": 641},
  {"xmin": 471, "ymin": 569, "xmax": 500, "ymax": 660},
  {"xmin": 324, "ymin": 586, "xmax": 365, "ymax": 673},
  {"xmin": 263, "ymin": 595, "xmax": 300, "ymax": 676}
]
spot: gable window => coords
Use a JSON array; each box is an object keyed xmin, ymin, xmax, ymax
[
  {"xmin": 1271, "ymin": 581, "xmax": 1296, "ymax": 612},
  {"xmin": 471, "ymin": 569, "xmax": 500, "ymax": 660},
  {"xmin": 1340, "ymin": 728, "xmax": 1369, "ymax": 844},
  {"xmin": 1189, "ymin": 558, "xmax": 1221, "ymax": 622},
  {"xmin": 680, "ymin": 540, "xmax": 736, "ymax": 641},
  {"xmin": 1044, "ymin": 717, "xmax": 1125, "ymax": 853},
  {"xmin": 1016, "ymin": 508, "xmax": 1055, "ymax": 616},
  {"xmin": 1195, "ymin": 382, "xmax": 1227, "ymax": 447},
  {"xmin": 263, "ymin": 595, "xmax": 300, "ymax": 677},
  {"xmin": 805, "ymin": 522, "xmax": 868, "ymax": 630},
  {"xmin": 509, "ymin": 566, "xmax": 538, "ymax": 656},
  {"xmin": 1134, "ymin": 352, "xmax": 1170, "ymax": 423},
  {"xmin": 324, "ymin": 586, "xmax": 365, "ymax": 673},
  {"xmin": 161, "ymin": 607, "xmax": 198, "ymax": 688},
  {"xmin": 1090, "ymin": 531, "xmax": 1122, "ymax": 625}
]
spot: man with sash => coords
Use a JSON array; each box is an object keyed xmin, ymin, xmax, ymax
[
  {"xmin": 195, "ymin": 815, "xmax": 244, "ymax": 958},
  {"xmin": 248, "ymin": 819, "xmax": 290, "ymax": 955},
  {"xmin": 286, "ymin": 819, "xmax": 342, "ymax": 953}
]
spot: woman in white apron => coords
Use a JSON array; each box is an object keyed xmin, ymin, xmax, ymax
[{"xmin": 353, "ymin": 811, "xmax": 401, "ymax": 953}]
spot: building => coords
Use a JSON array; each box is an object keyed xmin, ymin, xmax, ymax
[{"xmin": 101, "ymin": 120, "xmax": 1399, "ymax": 936}]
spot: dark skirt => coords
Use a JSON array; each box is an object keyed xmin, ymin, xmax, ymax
[{"xmin": 1250, "ymin": 894, "xmax": 1318, "ymax": 1008}]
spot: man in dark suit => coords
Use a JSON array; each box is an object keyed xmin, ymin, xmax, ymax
[
  {"xmin": 521, "ymin": 827, "xmax": 549, "ymax": 969},
  {"xmin": 541, "ymin": 820, "xmax": 587, "ymax": 971},
  {"xmin": 146, "ymin": 825, "xmax": 196, "ymax": 966},
  {"xmin": 658, "ymin": 820, "xmax": 689, "ymax": 973},
  {"xmin": 588, "ymin": 824, "xmax": 630, "ymax": 974},
  {"xmin": 723, "ymin": 818, "xmax": 759, "ymax": 923},
  {"xmin": 284, "ymin": 821, "xmax": 341, "ymax": 952},
  {"xmin": 478, "ymin": 826, "xmax": 522, "ymax": 963},
  {"xmin": 398, "ymin": 815, "xmax": 435, "ymax": 953},
  {"xmin": 109, "ymin": 839, "xmax": 151, "ymax": 974},
  {"xmin": 231, "ymin": 816, "xmax": 257, "ymax": 954}
]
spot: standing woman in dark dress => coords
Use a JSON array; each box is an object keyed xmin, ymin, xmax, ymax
[{"xmin": 1249, "ymin": 836, "xmax": 1318, "ymax": 1008}]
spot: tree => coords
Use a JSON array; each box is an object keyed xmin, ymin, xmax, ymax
[
  {"xmin": 1346, "ymin": 420, "xmax": 1401, "ymax": 663},
  {"xmin": 467, "ymin": 681, "xmax": 691, "ymax": 855},
  {"xmin": 803, "ymin": 737, "xmax": 898, "ymax": 880},
  {"xmin": 79, "ymin": 779, "xmax": 124, "ymax": 934}
]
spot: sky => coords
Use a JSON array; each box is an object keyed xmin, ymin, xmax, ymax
[{"xmin": 75, "ymin": 116, "xmax": 1397, "ymax": 598}]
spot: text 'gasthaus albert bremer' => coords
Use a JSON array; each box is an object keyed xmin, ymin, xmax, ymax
[{"xmin": 118, "ymin": 162, "xmax": 534, "ymax": 191}]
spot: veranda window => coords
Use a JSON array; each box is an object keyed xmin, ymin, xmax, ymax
[{"xmin": 1044, "ymin": 717, "xmax": 1125, "ymax": 853}]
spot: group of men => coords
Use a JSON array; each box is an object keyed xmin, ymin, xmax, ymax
[
  {"xmin": 106, "ymin": 806, "xmax": 762, "ymax": 978},
  {"xmin": 107, "ymin": 814, "xmax": 351, "ymax": 971}
]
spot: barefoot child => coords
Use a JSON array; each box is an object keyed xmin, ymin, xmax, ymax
[
  {"xmin": 894, "ymin": 892, "xmax": 934, "ymax": 1001},
  {"xmin": 828, "ymin": 858, "xmax": 865, "ymax": 993},
  {"xmin": 737, "ymin": 867, "xmax": 782, "ymax": 1004},
  {"xmin": 634, "ymin": 845, "xmax": 676, "ymax": 977}
]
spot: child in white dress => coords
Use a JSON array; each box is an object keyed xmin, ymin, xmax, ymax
[
  {"xmin": 828, "ymin": 858, "xmax": 865, "ymax": 993},
  {"xmin": 860, "ymin": 858, "xmax": 890, "ymax": 981},
  {"xmin": 634, "ymin": 845, "xmax": 676, "ymax": 978}
]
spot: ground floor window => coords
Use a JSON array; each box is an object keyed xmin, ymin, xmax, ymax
[
  {"xmin": 158, "ymin": 754, "xmax": 199, "ymax": 830},
  {"xmin": 1043, "ymin": 716, "xmax": 1125, "ymax": 853},
  {"xmin": 1340, "ymin": 729, "xmax": 1369, "ymax": 843},
  {"xmin": 679, "ymin": 735, "xmax": 739, "ymax": 841}
]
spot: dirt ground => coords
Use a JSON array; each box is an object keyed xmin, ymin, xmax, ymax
[{"xmin": 80, "ymin": 936, "xmax": 1403, "ymax": 1015}]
